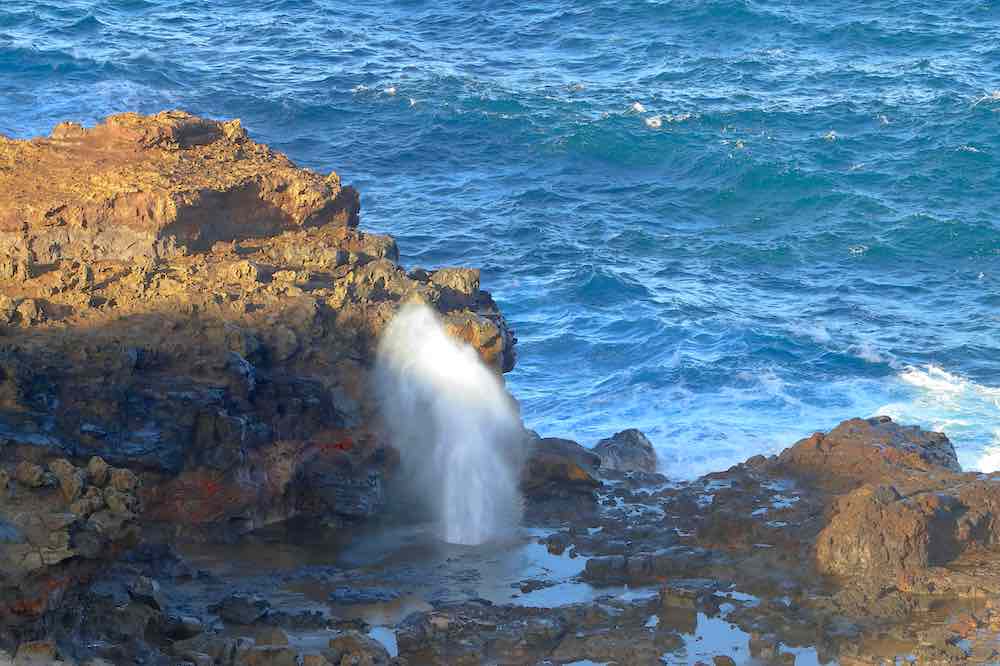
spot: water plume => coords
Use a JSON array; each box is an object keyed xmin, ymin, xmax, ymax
[{"xmin": 375, "ymin": 302, "xmax": 525, "ymax": 545}]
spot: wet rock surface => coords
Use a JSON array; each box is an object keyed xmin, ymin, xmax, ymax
[
  {"xmin": 10, "ymin": 415, "xmax": 995, "ymax": 664},
  {"xmin": 2, "ymin": 112, "xmax": 1000, "ymax": 664}
]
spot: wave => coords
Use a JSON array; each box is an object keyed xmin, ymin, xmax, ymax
[{"xmin": 876, "ymin": 365, "xmax": 1000, "ymax": 472}]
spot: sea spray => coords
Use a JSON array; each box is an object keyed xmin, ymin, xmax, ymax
[
  {"xmin": 375, "ymin": 303, "xmax": 525, "ymax": 545},
  {"xmin": 877, "ymin": 364, "xmax": 1000, "ymax": 473}
]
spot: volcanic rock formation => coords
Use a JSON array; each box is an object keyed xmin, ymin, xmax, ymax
[
  {"xmin": 0, "ymin": 111, "xmax": 515, "ymax": 641},
  {"xmin": 4, "ymin": 113, "xmax": 1000, "ymax": 665}
]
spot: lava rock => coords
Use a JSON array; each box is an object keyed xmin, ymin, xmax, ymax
[
  {"xmin": 128, "ymin": 575, "xmax": 166, "ymax": 610},
  {"xmin": 211, "ymin": 593, "xmax": 271, "ymax": 625},
  {"xmin": 326, "ymin": 630, "xmax": 391, "ymax": 666},
  {"xmin": 594, "ymin": 429, "xmax": 658, "ymax": 474}
]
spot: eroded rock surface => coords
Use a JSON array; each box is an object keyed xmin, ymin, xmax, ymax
[
  {"xmin": 0, "ymin": 112, "xmax": 515, "ymax": 646},
  {"xmin": 593, "ymin": 428, "xmax": 658, "ymax": 474},
  {"xmin": 3, "ymin": 111, "xmax": 999, "ymax": 665},
  {"xmin": 0, "ymin": 456, "xmax": 140, "ymax": 642}
]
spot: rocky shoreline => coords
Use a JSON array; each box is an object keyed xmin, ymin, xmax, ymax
[{"xmin": 2, "ymin": 112, "xmax": 999, "ymax": 665}]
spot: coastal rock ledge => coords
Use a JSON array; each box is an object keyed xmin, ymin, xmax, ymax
[
  {"xmin": 0, "ymin": 112, "xmax": 515, "ymax": 637},
  {"xmin": 3, "ymin": 113, "xmax": 1000, "ymax": 665}
]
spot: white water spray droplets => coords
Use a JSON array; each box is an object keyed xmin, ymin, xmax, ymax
[
  {"xmin": 876, "ymin": 365, "xmax": 1000, "ymax": 473},
  {"xmin": 375, "ymin": 303, "xmax": 525, "ymax": 545}
]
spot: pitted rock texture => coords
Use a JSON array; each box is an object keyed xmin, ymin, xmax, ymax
[
  {"xmin": 593, "ymin": 428, "xmax": 658, "ymax": 474},
  {"xmin": 0, "ymin": 112, "xmax": 516, "ymax": 631},
  {"xmin": 0, "ymin": 111, "xmax": 360, "ymax": 262},
  {"xmin": 773, "ymin": 415, "xmax": 960, "ymax": 492},
  {"xmin": 0, "ymin": 456, "xmax": 140, "ymax": 634}
]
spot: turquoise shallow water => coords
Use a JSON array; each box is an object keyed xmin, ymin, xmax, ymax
[{"xmin": 2, "ymin": 0, "xmax": 999, "ymax": 476}]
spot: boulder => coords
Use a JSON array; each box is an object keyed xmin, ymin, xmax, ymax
[
  {"xmin": 522, "ymin": 436, "xmax": 601, "ymax": 499},
  {"xmin": 325, "ymin": 630, "xmax": 391, "ymax": 666},
  {"xmin": 210, "ymin": 593, "xmax": 271, "ymax": 625},
  {"xmin": 816, "ymin": 478, "xmax": 1000, "ymax": 586},
  {"xmin": 593, "ymin": 429, "xmax": 658, "ymax": 473},
  {"xmin": 774, "ymin": 416, "xmax": 959, "ymax": 492}
]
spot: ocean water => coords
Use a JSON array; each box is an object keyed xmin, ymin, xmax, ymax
[{"xmin": 2, "ymin": 0, "xmax": 998, "ymax": 477}]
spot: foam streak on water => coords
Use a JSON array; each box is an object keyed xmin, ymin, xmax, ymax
[{"xmin": 2, "ymin": 0, "xmax": 999, "ymax": 476}]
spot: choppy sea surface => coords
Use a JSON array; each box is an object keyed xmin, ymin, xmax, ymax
[{"xmin": 2, "ymin": 0, "xmax": 998, "ymax": 477}]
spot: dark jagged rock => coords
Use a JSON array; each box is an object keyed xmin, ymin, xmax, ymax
[
  {"xmin": 0, "ymin": 456, "xmax": 141, "ymax": 643},
  {"xmin": 594, "ymin": 428, "xmax": 658, "ymax": 473},
  {"xmin": 210, "ymin": 593, "xmax": 271, "ymax": 625},
  {"xmin": 521, "ymin": 435, "xmax": 601, "ymax": 500},
  {"xmin": 324, "ymin": 630, "xmax": 391, "ymax": 666}
]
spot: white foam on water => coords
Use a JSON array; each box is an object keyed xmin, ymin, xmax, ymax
[
  {"xmin": 797, "ymin": 320, "xmax": 832, "ymax": 343},
  {"xmin": 976, "ymin": 432, "xmax": 1000, "ymax": 473},
  {"xmin": 375, "ymin": 303, "xmax": 526, "ymax": 545},
  {"xmin": 665, "ymin": 112, "xmax": 694, "ymax": 123},
  {"xmin": 972, "ymin": 90, "xmax": 1000, "ymax": 107},
  {"xmin": 876, "ymin": 364, "xmax": 1000, "ymax": 472},
  {"xmin": 850, "ymin": 340, "xmax": 890, "ymax": 365}
]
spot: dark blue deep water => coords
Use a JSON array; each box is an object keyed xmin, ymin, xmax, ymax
[{"xmin": 2, "ymin": 0, "xmax": 999, "ymax": 476}]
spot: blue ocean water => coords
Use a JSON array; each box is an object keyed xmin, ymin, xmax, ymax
[{"xmin": 2, "ymin": 0, "xmax": 998, "ymax": 477}]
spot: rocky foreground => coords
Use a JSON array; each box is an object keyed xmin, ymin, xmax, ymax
[{"xmin": 2, "ymin": 113, "xmax": 1000, "ymax": 665}]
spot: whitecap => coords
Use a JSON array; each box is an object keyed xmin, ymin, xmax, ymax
[
  {"xmin": 851, "ymin": 341, "xmax": 886, "ymax": 364},
  {"xmin": 630, "ymin": 101, "xmax": 646, "ymax": 113},
  {"xmin": 899, "ymin": 364, "xmax": 968, "ymax": 394},
  {"xmin": 978, "ymin": 432, "xmax": 1000, "ymax": 473},
  {"xmin": 665, "ymin": 112, "xmax": 693, "ymax": 123},
  {"xmin": 957, "ymin": 145, "xmax": 981, "ymax": 153},
  {"xmin": 384, "ymin": 86, "xmax": 397, "ymax": 96},
  {"xmin": 644, "ymin": 115, "xmax": 662, "ymax": 129},
  {"xmin": 823, "ymin": 130, "xmax": 837, "ymax": 141},
  {"xmin": 876, "ymin": 365, "xmax": 1000, "ymax": 472},
  {"xmin": 797, "ymin": 320, "xmax": 831, "ymax": 344},
  {"xmin": 848, "ymin": 244, "xmax": 868, "ymax": 256}
]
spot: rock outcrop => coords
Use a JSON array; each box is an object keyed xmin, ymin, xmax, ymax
[
  {"xmin": 3, "ymin": 111, "xmax": 1000, "ymax": 665},
  {"xmin": 521, "ymin": 435, "xmax": 601, "ymax": 500},
  {"xmin": 0, "ymin": 111, "xmax": 516, "ymax": 638},
  {"xmin": 788, "ymin": 419, "xmax": 1000, "ymax": 593},
  {"xmin": 0, "ymin": 456, "xmax": 140, "ymax": 642},
  {"xmin": 593, "ymin": 428, "xmax": 658, "ymax": 474},
  {"xmin": 0, "ymin": 111, "xmax": 359, "ymax": 262}
]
